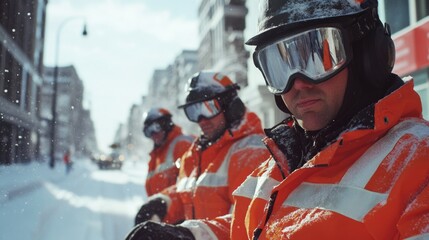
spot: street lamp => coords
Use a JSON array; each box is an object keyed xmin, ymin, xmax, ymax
[{"xmin": 49, "ymin": 17, "xmax": 88, "ymax": 169}]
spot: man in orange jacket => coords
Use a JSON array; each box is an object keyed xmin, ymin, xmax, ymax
[
  {"xmin": 126, "ymin": 71, "xmax": 270, "ymax": 239},
  {"xmin": 224, "ymin": 0, "xmax": 428, "ymax": 239},
  {"xmin": 141, "ymin": 108, "xmax": 194, "ymax": 197},
  {"xmin": 127, "ymin": 0, "xmax": 429, "ymax": 239},
  {"xmin": 135, "ymin": 108, "xmax": 194, "ymax": 225}
]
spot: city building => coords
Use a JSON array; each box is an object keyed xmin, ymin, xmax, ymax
[
  {"xmin": 381, "ymin": 0, "xmax": 429, "ymax": 119},
  {"xmin": 170, "ymin": 49, "xmax": 199, "ymax": 133},
  {"xmin": 41, "ymin": 66, "xmax": 98, "ymax": 161},
  {"xmin": 198, "ymin": 0, "xmax": 249, "ymax": 87},
  {"xmin": 243, "ymin": 0, "xmax": 288, "ymax": 128},
  {"xmin": 124, "ymin": 103, "xmax": 145, "ymax": 161},
  {"xmin": 0, "ymin": 0, "xmax": 48, "ymax": 164},
  {"xmin": 143, "ymin": 50, "xmax": 199, "ymax": 135},
  {"xmin": 115, "ymin": 50, "xmax": 199, "ymax": 159}
]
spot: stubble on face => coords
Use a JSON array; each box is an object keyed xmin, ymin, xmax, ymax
[
  {"xmin": 282, "ymin": 68, "xmax": 348, "ymax": 131},
  {"xmin": 198, "ymin": 113, "xmax": 226, "ymax": 140}
]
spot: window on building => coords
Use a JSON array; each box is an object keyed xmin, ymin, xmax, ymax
[
  {"xmin": 416, "ymin": 0, "xmax": 429, "ymax": 21},
  {"xmin": 384, "ymin": 0, "xmax": 410, "ymax": 33},
  {"xmin": 413, "ymin": 70, "xmax": 429, "ymax": 120}
]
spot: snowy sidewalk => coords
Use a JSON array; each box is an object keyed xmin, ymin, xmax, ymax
[
  {"xmin": 0, "ymin": 158, "xmax": 103, "ymax": 203},
  {"xmin": 0, "ymin": 158, "xmax": 148, "ymax": 240}
]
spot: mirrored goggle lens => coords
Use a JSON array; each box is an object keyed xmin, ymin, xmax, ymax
[
  {"xmin": 143, "ymin": 122, "xmax": 162, "ymax": 137},
  {"xmin": 256, "ymin": 27, "xmax": 348, "ymax": 94},
  {"xmin": 184, "ymin": 99, "xmax": 222, "ymax": 122}
]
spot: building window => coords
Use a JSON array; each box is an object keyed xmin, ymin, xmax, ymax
[
  {"xmin": 385, "ymin": 0, "xmax": 410, "ymax": 33},
  {"xmin": 413, "ymin": 69, "xmax": 429, "ymax": 120},
  {"xmin": 416, "ymin": 0, "xmax": 429, "ymax": 21}
]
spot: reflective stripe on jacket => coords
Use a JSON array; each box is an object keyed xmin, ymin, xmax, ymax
[
  {"xmin": 145, "ymin": 126, "xmax": 194, "ymax": 196},
  {"xmin": 227, "ymin": 80, "xmax": 429, "ymax": 240},
  {"xmin": 198, "ymin": 80, "xmax": 429, "ymax": 239},
  {"xmin": 162, "ymin": 111, "xmax": 271, "ymax": 228}
]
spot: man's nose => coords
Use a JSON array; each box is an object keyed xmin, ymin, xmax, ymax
[{"xmin": 292, "ymin": 78, "xmax": 314, "ymax": 90}]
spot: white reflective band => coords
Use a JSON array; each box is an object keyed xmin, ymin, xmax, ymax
[
  {"xmin": 180, "ymin": 220, "xmax": 218, "ymax": 240},
  {"xmin": 283, "ymin": 119, "xmax": 429, "ymax": 221},
  {"xmin": 405, "ymin": 233, "xmax": 429, "ymax": 240},
  {"xmin": 285, "ymin": 182, "xmax": 388, "ymax": 221},
  {"xmin": 147, "ymin": 135, "xmax": 193, "ymax": 179},
  {"xmin": 196, "ymin": 134, "xmax": 265, "ymax": 187},
  {"xmin": 233, "ymin": 175, "xmax": 280, "ymax": 201},
  {"xmin": 177, "ymin": 134, "xmax": 265, "ymax": 191},
  {"xmin": 340, "ymin": 120, "xmax": 429, "ymax": 188},
  {"xmin": 177, "ymin": 177, "xmax": 197, "ymax": 191},
  {"xmin": 197, "ymin": 172, "xmax": 227, "ymax": 187},
  {"xmin": 231, "ymin": 134, "xmax": 265, "ymax": 150},
  {"xmin": 233, "ymin": 159, "xmax": 280, "ymax": 200}
]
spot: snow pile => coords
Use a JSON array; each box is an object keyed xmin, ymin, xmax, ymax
[{"xmin": 0, "ymin": 159, "xmax": 148, "ymax": 240}]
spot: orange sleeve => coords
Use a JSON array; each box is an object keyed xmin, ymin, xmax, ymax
[
  {"xmin": 173, "ymin": 139, "xmax": 193, "ymax": 162},
  {"xmin": 160, "ymin": 184, "xmax": 185, "ymax": 224},
  {"xmin": 145, "ymin": 156, "xmax": 156, "ymax": 196},
  {"xmin": 396, "ymin": 183, "xmax": 429, "ymax": 239},
  {"xmin": 227, "ymin": 145, "xmax": 271, "ymax": 201},
  {"xmin": 206, "ymin": 142, "xmax": 269, "ymax": 238},
  {"xmin": 201, "ymin": 214, "xmax": 232, "ymax": 239}
]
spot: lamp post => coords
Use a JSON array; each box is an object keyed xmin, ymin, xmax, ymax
[{"xmin": 49, "ymin": 17, "xmax": 88, "ymax": 169}]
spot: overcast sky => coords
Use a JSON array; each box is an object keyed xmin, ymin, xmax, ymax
[{"xmin": 43, "ymin": 0, "xmax": 199, "ymax": 152}]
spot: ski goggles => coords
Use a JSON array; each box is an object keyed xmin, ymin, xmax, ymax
[
  {"xmin": 143, "ymin": 122, "xmax": 162, "ymax": 137},
  {"xmin": 254, "ymin": 27, "xmax": 350, "ymax": 94},
  {"xmin": 183, "ymin": 98, "xmax": 222, "ymax": 122}
]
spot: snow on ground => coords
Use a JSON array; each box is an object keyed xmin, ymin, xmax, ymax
[{"xmin": 0, "ymin": 158, "xmax": 148, "ymax": 240}]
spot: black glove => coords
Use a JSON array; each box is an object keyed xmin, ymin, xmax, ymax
[
  {"xmin": 125, "ymin": 221, "xmax": 195, "ymax": 240},
  {"xmin": 135, "ymin": 197, "xmax": 167, "ymax": 225}
]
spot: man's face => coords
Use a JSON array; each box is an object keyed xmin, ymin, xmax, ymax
[
  {"xmin": 281, "ymin": 68, "xmax": 348, "ymax": 131},
  {"xmin": 198, "ymin": 112, "xmax": 226, "ymax": 141},
  {"xmin": 150, "ymin": 130, "xmax": 166, "ymax": 146}
]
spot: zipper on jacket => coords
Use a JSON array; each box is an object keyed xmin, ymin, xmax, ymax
[{"xmin": 253, "ymin": 191, "xmax": 278, "ymax": 240}]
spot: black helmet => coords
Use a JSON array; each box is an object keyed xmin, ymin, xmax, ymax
[
  {"xmin": 178, "ymin": 71, "xmax": 246, "ymax": 129},
  {"xmin": 142, "ymin": 108, "xmax": 174, "ymax": 138},
  {"xmin": 248, "ymin": 0, "xmax": 371, "ymax": 45},
  {"xmin": 248, "ymin": 0, "xmax": 395, "ymax": 113}
]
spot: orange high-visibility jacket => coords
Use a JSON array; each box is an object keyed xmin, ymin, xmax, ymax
[
  {"xmin": 160, "ymin": 111, "xmax": 270, "ymax": 227},
  {"xmin": 145, "ymin": 125, "xmax": 194, "ymax": 196},
  {"xmin": 188, "ymin": 80, "xmax": 429, "ymax": 239}
]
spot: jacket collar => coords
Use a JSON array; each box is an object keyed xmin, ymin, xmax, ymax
[{"xmin": 265, "ymin": 79, "xmax": 420, "ymax": 172}]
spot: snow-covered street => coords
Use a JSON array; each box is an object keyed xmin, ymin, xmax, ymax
[{"xmin": 0, "ymin": 159, "xmax": 148, "ymax": 240}]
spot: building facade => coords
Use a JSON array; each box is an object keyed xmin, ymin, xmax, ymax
[
  {"xmin": 144, "ymin": 50, "xmax": 199, "ymax": 135},
  {"xmin": 114, "ymin": 50, "xmax": 199, "ymax": 159},
  {"xmin": 243, "ymin": 0, "xmax": 289, "ymax": 128},
  {"xmin": 0, "ymin": 0, "xmax": 48, "ymax": 164},
  {"xmin": 381, "ymin": 0, "xmax": 429, "ymax": 119},
  {"xmin": 198, "ymin": 0, "xmax": 249, "ymax": 87},
  {"xmin": 41, "ymin": 66, "xmax": 98, "ymax": 161}
]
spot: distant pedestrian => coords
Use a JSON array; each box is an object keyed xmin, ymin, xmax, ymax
[{"xmin": 63, "ymin": 150, "xmax": 72, "ymax": 174}]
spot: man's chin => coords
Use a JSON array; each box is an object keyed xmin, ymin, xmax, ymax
[{"xmin": 296, "ymin": 115, "xmax": 328, "ymax": 131}]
